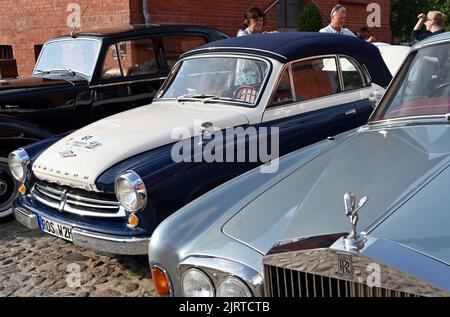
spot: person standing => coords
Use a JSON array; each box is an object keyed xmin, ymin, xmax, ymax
[
  {"xmin": 237, "ymin": 7, "xmax": 267, "ymax": 37},
  {"xmin": 357, "ymin": 26, "xmax": 376, "ymax": 42},
  {"xmin": 319, "ymin": 4, "xmax": 356, "ymax": 36},
  {"xmin": 412, "ymin": 11, "xmax": 446, "ymax": 42}
]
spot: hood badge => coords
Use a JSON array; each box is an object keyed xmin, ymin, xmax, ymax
[
  {"xmin": 343, "ymin": 193, "xmax": 368, "ymax": 251},
  {"xmin": 59, "ymin": 150, "xmax": 77, "ymax": 158}
]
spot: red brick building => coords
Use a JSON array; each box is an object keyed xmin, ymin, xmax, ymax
[{"xmin": 0, "ymin": 0, "xmax": 391, "ymax": 77}]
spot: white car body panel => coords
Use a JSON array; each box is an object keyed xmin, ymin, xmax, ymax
[{"xmin": 32, "ymin": 102, "xmax": 250, "ymax": 191}]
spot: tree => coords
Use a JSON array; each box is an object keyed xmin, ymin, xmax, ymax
[{"xmin": 298, "ymin": 3, "xmax": 322, "ymax": 32}]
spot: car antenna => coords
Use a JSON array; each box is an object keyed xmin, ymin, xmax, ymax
[
  {"xmin": 71, "ymin": 0, "xmax": 96, "ymax": 38},
  {"xmin": 264, "ymin": 0, "xmax": 280, "ymax": 14}
]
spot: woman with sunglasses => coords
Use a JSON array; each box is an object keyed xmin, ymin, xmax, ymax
[{"xmin": 412, "ymin": 11, "xmax": 446, "ymax": 42}]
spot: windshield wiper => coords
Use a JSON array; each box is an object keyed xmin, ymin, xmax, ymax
[
  {"xmin": 34, "ymin": 69, "xmax": 50, "ymax": 75},
  {"xmin": 203, "ymin": 96, "xmax": 242, "ymax": 103},
  {"xmin": 56, "ymin": 66, "xmax": 76, "ymax": 76},
  {"xmin": 176, "ymin": 94, "xmax": 218, "ymax": 103}
]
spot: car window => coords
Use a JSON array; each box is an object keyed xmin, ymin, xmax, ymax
[
  {"xmin": 339, "ymin": 57, "xmax": 366, "ymax": 91},
  {"xmin": 158, "ymin": 56, "xmax": 269, "ymax": 106},
  {"xmin": 291, "ymin": 57, "xmax": 340, "ymax": 101},
  {"xmin": 35, "ymin": 39, "xmax": 101, "ymax": 76},
  {"xmin": 101, "ymin": 39, "xmax": 159, "ymax": 80},
  {"xmin": 268, "ymin": 68, "xmax": 293, "ymax": 107},
  {"xmin": 162, "ymin": 36, "xmax": 207, "ymax": 68},
  {"xmin": 371, "ymin": 43, "xmax": 450, "ymax": 121}
]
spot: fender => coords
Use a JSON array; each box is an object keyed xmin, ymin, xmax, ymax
[{"xmin": 0, "ymin": 115, "xmax": 54, "ymax": 140}]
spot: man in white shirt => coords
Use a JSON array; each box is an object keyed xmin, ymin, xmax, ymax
[{"xmin": 320, "ymin": 4, "xmax": 356, "ymax": 36}]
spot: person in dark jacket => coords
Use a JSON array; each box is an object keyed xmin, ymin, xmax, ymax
[{"xmin": 412, "ymin": 11, "xmax": 446, "ymax": 42}]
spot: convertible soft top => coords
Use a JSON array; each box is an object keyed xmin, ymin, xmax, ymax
[{"xmin": 182, "ymin": 32, "xmax": 393, "ymax": 87}]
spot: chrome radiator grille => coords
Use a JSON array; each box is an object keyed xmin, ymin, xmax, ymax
[
  {"xmin": 31, "ymin": 181, "xmax": 125, "ymax": 218},
  {"xmin": 264, "ymin": 265, "xmax": 420, "ymax": 297}
]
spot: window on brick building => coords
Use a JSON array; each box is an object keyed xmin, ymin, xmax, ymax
[
  {"xmin": 0, "ymin": 45, "xmax": 13, "ymax": 60},
  {"xmin": 276, "ymin": 0, "xmax": 299, "ymax": 29}
]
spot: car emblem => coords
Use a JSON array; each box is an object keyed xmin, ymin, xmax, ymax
[
  {"xmin": 59, "ymin": 150, "xmax": 77, "ymax": 158},
  {"xmin": 337, "ymin": 253, "xmax": 353, "ymax": 279},
  {"xmin": 58, "ymin": 189, "xmax": 68, "ymax": 212},
  {"xmin": 343, "ymin": 192, "xmax": 368, "ymax": 251}
]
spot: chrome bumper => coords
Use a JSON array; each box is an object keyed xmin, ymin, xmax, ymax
[{"xmin": 13, "ymin": 206, "xmax": 149, "ymax": 255}]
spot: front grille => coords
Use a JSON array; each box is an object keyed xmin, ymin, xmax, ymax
[
  {"xmin": 31, "ymin": 181, "xmax": 126, "ymax": 218},
  {"xmin": 264, "ymin": 265, "xmax": 420, "ymax": 297}
]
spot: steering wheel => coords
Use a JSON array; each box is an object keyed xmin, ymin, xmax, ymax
[
  {"xmin": 233, "ymin": 85, "xmax": 258, "ymax": 103},
  {"xmin": 429, "ymin": 83, "xmax": 450, "ymax": 98}
]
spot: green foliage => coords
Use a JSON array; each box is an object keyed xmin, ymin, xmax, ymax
[
  {"xmin": 297, "ymin": 3, "xmax": 322, "ymax": 32},
  {"xmin": 391, "ymin": 0, "xmax": 450, "ymax": 42}
]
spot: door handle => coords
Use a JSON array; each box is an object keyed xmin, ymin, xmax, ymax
[{"xmin": 345, "ymin": 108, "xmax": 356, "ymax": 115}]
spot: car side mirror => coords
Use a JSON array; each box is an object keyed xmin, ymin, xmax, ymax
[{"xmin": 369, "ymin": 90, "xmax": 384, "ymax": 108}]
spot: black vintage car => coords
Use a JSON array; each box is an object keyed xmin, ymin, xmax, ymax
[{"xmin": 0, "ymin": 24, "xmax": 227, "ymax": 218}]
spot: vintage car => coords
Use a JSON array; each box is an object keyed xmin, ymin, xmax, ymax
[
  {"xmin": 11, "ymin": 32, "xmax": 391, "ymax": 255},
  {"xmin": 148, "ymin": 32, "xmax": 450, "ymax": 297},
  {"xmin": 0, "ymin": 24, "xmax": 227, "ymax": 218}
]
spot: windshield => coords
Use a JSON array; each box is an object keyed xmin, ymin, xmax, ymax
[
  {"xmin": 34, "ymin": 39, "xmax": 101, "ymax": 76},
  {"xmin": 157, "ymin": 56, "xmax": 270, "ymax": 106},
  {"xmin": 371, "ymin": 43, "xmax": 450, "ymax": 121}
]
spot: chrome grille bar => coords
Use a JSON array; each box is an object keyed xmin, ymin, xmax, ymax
[
  {"xmin": 31, "ymin": 182, "xmax": 126, "ymax": 218},
  {"xmin": 265, "ymin": 264, "xmax": 421, "ymax": 297}
]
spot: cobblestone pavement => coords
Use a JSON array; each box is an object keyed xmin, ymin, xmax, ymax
[{"xmin": 0, "ymin": 218, "xmax": 155, "ymax": 297}]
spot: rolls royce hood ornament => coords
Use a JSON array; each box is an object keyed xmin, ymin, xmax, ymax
[{"xmin": 343, "ymin": 192, "xmax": 368, "ymax": 251}]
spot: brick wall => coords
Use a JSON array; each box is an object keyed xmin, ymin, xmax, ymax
[
  {"xmin": 130, "ymin": 0, "xmax": 277, "ymax": 36},
  {"xmin": 0, "ymin": 0, "xmax": 131, "ymax": 77},
  {"xmin": 313, "ymin": 0, "xmax": 392, "ymax": 42}
]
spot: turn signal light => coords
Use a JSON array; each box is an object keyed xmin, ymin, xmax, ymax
[
  {"xmin": 128, "ymin": 214, "xmax": 139, "ymax": 228},
  {"xmin": 152, "ymin": 266, "xmax": 171, "ymax": 296},
  {"xmin": 18, "ymin": 184, "xmax": 26, "ymax": 195}
]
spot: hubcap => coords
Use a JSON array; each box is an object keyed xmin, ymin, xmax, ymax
[{"xmin": 0, "ymin": 179, "xmax": 7, "ymax": 196}]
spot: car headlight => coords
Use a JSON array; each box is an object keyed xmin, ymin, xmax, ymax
[
  {"xmin": 8, "ymin": 149, "xmax": 30, "ymax": 183},
  {"xmin": 114, "ymin": 171, "xmax": 147, "ymax": 212},
  {"xmin": 217, "ymin": 276, "xmax": 253, "ymax": 297},
  {"xmin": 181, "ymin": 268, "xmax": 215, "ymax": 297}
]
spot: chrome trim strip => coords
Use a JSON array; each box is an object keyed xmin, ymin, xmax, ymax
[
  {"xmin": 14, "ymin": 204, "xmax": 148, "ymax": 255},
  {"xmin": 89, "ymin": 77, "xmax": 166, "ymax": 89},
  {"xmin": 183, "ymin": 47, "xmax": 287, "ymax": 61}
]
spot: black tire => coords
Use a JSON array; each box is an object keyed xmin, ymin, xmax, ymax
[{"xmin": 0, "ymin": 157, "xmax": 18, "ymax": 220}]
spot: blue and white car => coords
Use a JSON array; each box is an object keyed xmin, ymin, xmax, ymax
[{"xmin": 10, "ymin": 32, "xmax": 391, "ymax": 255}]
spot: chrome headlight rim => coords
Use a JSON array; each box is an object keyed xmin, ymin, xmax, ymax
[
  {"xmin": 181, "ymin": 268, "xmax": 215, "ymax": 297},
  {"xmin": 217, "ymin": 275, "xmax": 253, "ymax": 297},
  {"xmin": 114, "ymin": 171, "xmax": 147, "ymax": 212},
  {"xmin": 179, "ymin": 256, "xmax": 263, "ymax": 297},
  {"xmin": 8, "ymin": 148, "xmax": 30, "ymax": 183}
]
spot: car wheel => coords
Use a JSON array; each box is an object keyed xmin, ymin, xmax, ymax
[{"xmin": 0, "ymin": 157, "xmax": 18, "ymax": 220}]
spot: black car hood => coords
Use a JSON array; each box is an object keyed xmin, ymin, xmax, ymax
[
  {"xmin": 0, "ymin": 74, "xmax": 88, "ymax": 107},
  {"xmin": 0, "ymin": 75, "xmax": 87, "ymax": 91}
]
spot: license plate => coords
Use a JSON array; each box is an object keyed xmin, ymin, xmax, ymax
[{"xmin": 39, "ymin": 216, "xmax": 73, "ymax": 242}]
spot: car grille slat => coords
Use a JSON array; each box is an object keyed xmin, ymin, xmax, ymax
[
  {"xmin": 31, "ymin": 181, "xmax": 126, "ymax": 218},
  {"xmin": 264, "ymin": 265, "xmax": 421, "ymax": 297}
]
